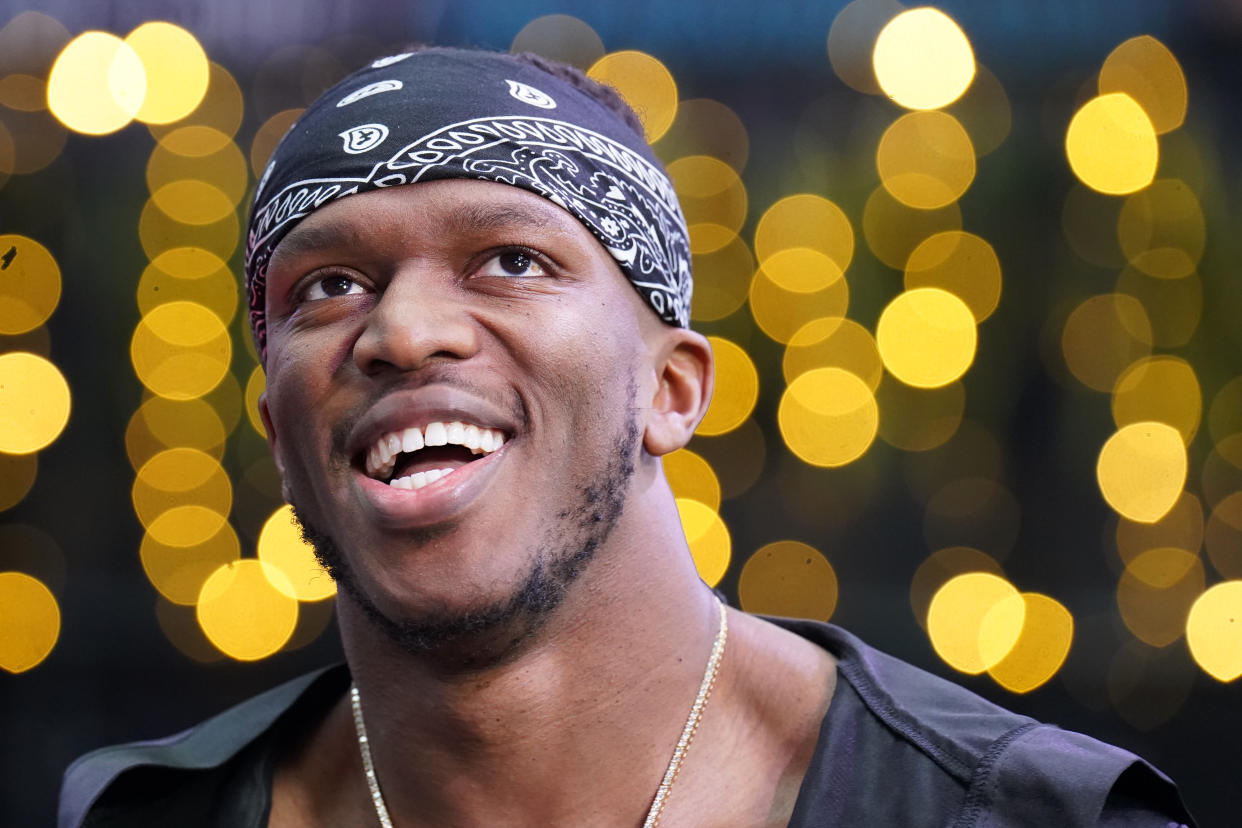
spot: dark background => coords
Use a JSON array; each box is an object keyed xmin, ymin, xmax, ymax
[{"xmin": 2, "ymin": 1, "xmax": 1239, "ymax": 825}]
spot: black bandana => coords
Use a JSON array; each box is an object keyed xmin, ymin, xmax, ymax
[{"xmin": 244, "ymin": 48, "xmax": 692, "ymax": 359}]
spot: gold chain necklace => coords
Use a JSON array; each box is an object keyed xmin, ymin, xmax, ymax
[{"xmin": 349, "ymin": 598, "xmax": 728, "ymax": 828}]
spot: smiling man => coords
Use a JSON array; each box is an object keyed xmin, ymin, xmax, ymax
[{"xmin": 60, "ymin": 48, "xmax": 1194, "ymax": 827}]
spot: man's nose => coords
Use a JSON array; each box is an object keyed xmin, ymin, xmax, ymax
[{"xmin": 351, "ymin": 270, "xmax": 480, "ymax": 374}]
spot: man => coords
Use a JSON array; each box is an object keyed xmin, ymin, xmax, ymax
[{"xmin": 60, "ymin": 48, "xmax": 1194, "ymax": 827}]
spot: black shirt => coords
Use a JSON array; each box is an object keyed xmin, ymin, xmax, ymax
[{"xmin": 60, "ymin": 619, "xmax": 1195, "ymax": 827}]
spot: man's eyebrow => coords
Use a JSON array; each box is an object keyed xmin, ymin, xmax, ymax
[
  {"xmin": 444, "ymin": 201, "xmax": 564, "ymax": 236},
  {"xmin": 272, "ymin": 222, "xmax": 365, "ymax": 261}
]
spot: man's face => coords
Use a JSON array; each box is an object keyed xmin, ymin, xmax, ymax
[{"xmin": 259, "ymin": 179, "xmax": 659, "ymax": 654}]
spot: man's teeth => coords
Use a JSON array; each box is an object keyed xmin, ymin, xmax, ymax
[{"xmin": 363, "ymin": 421, "xmax": 506, "ymax": 481}]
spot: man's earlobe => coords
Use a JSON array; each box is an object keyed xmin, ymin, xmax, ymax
[
  {"xmin": 258, "ymin": 392, "xmax": 284, "ymax": 476},
  {"xmin": 643, "ymin": 330, "xmax": 714, "ymax": 457}
]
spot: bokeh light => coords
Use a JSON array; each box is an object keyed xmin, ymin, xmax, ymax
[
  {"xmin": 147, "ymin": 130, "xmax": 248, "ymax": 212},
  {"xmin": 124, "ymin": 22, "xmax": 209, "ymax": 124},
  {"xmin": 873, "ymin": 7, "xmax": 975, "ymax": 110},
  {"xmin": 677, "ymin": 498, "xmax": 730, "ymax": 587},
  {"xmin": 249, "ymin": 108, "xmax": 302, "ymax": 178},
  {"xmin": 1116, "ymin": 547, "xmax": 1204, "ymax": 647},
  {"xmin": 196, "ymin": 560, "xmax": 298, "ymax": 661},
  {"xmin": 509, "ymin": 14, "xmax": 605, "ymax": 70},
  {"xmin": 696, "ymin": 336, "xmax": 758, "ymax": 436},
  {"xmin": 754, "ymin": 194, "xmax": 854, "ymax": 274},
  {"xmin": 587, "ymin": 50, "xmax": 678, "ymax": 142},
  {"xmin": 738, "ymin": 541, "xmax": 837, "ymax": 621},
  {"xmin": 0, "ymin": 234, "xmax": 61, "ymax": 334},
  {"xmin": 691, "ymin": 418, "xmax": 766, "ymax": 500},
  {"xmin": 0, "ymin": 351, "xmax": 70, "ymax": 454},
  {"xmin": 760, "ymin": 248, "xmax": 844, "ymax": 294},
  {"xmin": 827, "ymin": 0, "xmax": 905, "ymax": 95},
  {"xmin": 1061, "ymin": 294, "xmax": 1152, "ymax": 392},
  {"xmin": 149, "ymin": 61, "xmax": 243, "ymax": 144},
  {"xmin": 126, "ymin": 396, "xmax": 227, "ymax": 470},
  {"xmin": 132, "ymin": 447, "xmax": 232, "ymax": 533},
  {"xmin": 904, "ymin": 231, "xmax": 1001, "ymax": 322},
  {"xmin": 1065, "ymin": 93, "xmax": 1158, "ymax": 195},
  {"xmin": 653, "ymin": 98, "xmax": 749, "ymax": 172},
  {"xmin": 667, "ymin": 155, "xmax": 747, "ymax": 252},
  {"xmin": 1117, "ymin": 179, "xmax": 1204, "ymax": 280},
  {"xmin": 0, "ymin": 571, "xmax": 59, "ymax": 673},
  {"xmin": 1097, "ymin": 422, "xmax": 1187, "ymax": 523},
  {"xmin": 1098, "ymin": 35, "xmax": 1187, "ymax": 135},
  {"xmin": 863, "ymin": 185, "xmax": 962, "ymax": 269},
  {"xmin": 1116, "ymin": 491, "xmax": 1203, "ymax": 567},
  {"xmin": 1116, "ymin": 266, "xmax": 1201, "ymax": 348},
  {"xmin": 927, "ymin": 571, "xmax": 1021, "ymax": 674},
  {"xmin": 139, "ymin": 195, "xmax": 240, "ymax": 261},
  {"xmin": 878, "ymin": 379, "xmax": 965, "ymax": 452},
  {"xmin": 783, "ymin": 317, "xmax": 882, "ymax": 390},
  {"xmin": 689, "ymin": 233, "xmax": 753, "ymax": 322},
  {"xmin": 0, "ymin": 453, "xmax": 37, "ymax": 511},
  {"xmin": 47, "ymin": 31, "xmax": 145, "ymax": 135},
  {"xmin": 876, "ymin": 110, "xmax": 976, "ymax": 209},
  {"xmin": 877, "ymin": 287, "xmax": 976, "ymax": 388},
  {"xmin": 140, "ymin": 520, "xmax": 240, "ymax": 605},
  {"xmin": 779, "ymin": 367, "xmax": 878, "ymax": 467},
  {"xmin": 1111, "ymin": 356, "xmax": 1200, "ymax": 443},
  {"xmin": 1185, "ymin": 581, "xmax": 1242, "ymax": 682},
  {"xmin": 244, "ymin": 365, "xmax": 267, "ymax": 437},
  {"xmin": 1205, "ymin": 493, "xmax": 1242, "ymax": 580},
  {"xmin": 947, "ymin": 63, "xmax": 1011, "ymax": 157},
  {"xmin": 750, "ymin": 264, "xmax": 850, "ymax": 344},
  {"xmin": 257, "ymin": 504, "xmax": 336, "ymax": 601},
  {"xmin": 986, "ymin": 592, "xmax": 1074, "ymax": 693},
  {"xmin": 910, "ymin": 547, "xmax": 1004, "ymax": 630},
  {"xmin": 130, "ymin": 301, "xmax": 232, "ymax": 400},
  {"xmin": 663, "ymin": 448, "xmax": 721, "ymax": 511},
  {"xmin": 137, "ymin": 247, "xmax": 239, "ymax": 324}
]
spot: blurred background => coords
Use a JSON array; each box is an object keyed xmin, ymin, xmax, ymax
[{"xmin": 1, "ymin": 0, "xmax": 1240, "ymax": 824}]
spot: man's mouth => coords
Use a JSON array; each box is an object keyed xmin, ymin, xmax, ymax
[{"xmin": 361, "ymin": 420, "xmax": 508, "ymax": 490}]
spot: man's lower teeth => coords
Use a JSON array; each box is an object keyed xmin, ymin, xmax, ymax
[{"xmin": 388, "ymin": 467, "xmax": 456, "ymax": 489}]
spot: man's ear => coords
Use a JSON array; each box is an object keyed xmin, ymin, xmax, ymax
[
  {"xmin": 644, "ymin": 328, "xmax": 714, "ymax": 457},
  {"xmin": 258, "ymin": 391, "xmax": 293, "ymax": 503}
]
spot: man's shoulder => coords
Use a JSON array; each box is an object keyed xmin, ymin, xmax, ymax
[
  {"xmin": 58, "ymin": 664, "xmax": 348, "ymax": 828},
  {"xmin": 770, "ymin": 618, "xmax": 1194, "ymax": 827}
]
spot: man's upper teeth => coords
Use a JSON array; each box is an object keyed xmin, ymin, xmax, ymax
[{"xmin": 364, "ymin": 421, "xmax": 505, "ymax": 479}]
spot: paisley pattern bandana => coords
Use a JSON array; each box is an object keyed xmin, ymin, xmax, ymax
[{"xmin": 244, "ymin": 48, "xmax": 692, "ymax": 359}]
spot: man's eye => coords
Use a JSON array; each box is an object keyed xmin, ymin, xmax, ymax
[
  {"xmin": 478, "ymin": 250, "xmax": 547, "ymax": 279},
  {"xmin": 302, "ymin": 274, "xmax": 366, "ymax": 301}
]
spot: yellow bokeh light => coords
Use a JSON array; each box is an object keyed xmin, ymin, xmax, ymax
[
  {"xmin": 587, "ymin": 50, "xmax": 678, "ymax": 142},
  {"xmin": 1117, "ymin": 179, "xmax": 1204, "ymax": 280},
  {"xmin": 877, "ymin": 378, "xmax": 964, "ymax": 452},
  {"xmin": 863, "ymin": 185, "xmax": 962, "ymax": 269},
  {"xmin": 910, "ymin": 546, "xmax": 1003, "ymax": 630},
  {"xmin": 1097, "ymin": 422, "xmax": 1187, "ymax": 523},
  {"xmin": 1112, "ymin": 356, "xmax": 1200, "ymax": 444},
  {"xmin": 827, "ymin": 0, "xmax": 906, "ymax": 95},
  {"xmin": 904, "ymin": 231, "xmax": 1001, "ymax": 322},
  {"xmin": 877, "ymin": 110, "xmax": 976, "ymax": 209},
  {"xmin": 137, "ymin": 247, "xmax": 239, "ymax": 325},
  {"xmin": 927, "ymin": 571, "xmax": 1020, "ymax": 674},
  {"xmin": 258, "ymin": 504, "xmax": 335, "ymax": 602},
  {"xmin": 0, "ymin": 571, "xmax": 60, "ymax": 673},
  {"xmin": 1209, "ymin": 376, "xmax": 1242, "ymax": 449},
  {"xmin": 126, "ymin": 396, "xmax": 227, "ymax": 470},
  {"xmin": 245, "ymin": 365, "xmax": 267, "ymax": 437},
  {"xmin": 663, "ymin": 448, "xmax": 721, "ymax": 512},
  {"xmin": 510, "ymin": 14, "xmax": 605, "ymax": 69},
  {"xmin": 1116, "ymin": 266, "xmax": 1201, "ymax": 348},
  {"xmin": 130, "ymin": 301, "xmax": 232, "ymax": 400},
  {"xmin": 652, "ymin": 98, "xmax": 749, "ymax": 173},
  {"xmin": 140, "ymin": 520, "xmax": 240, "ymax": 605},
  {"xmin": 0, "ymin": 453, "xmax": 37, "ymax": 511},
  {"xmin": 1098, "ymin": 35, "xmax": 1187, "ymax": 135},
  {"xmin": 760, "ymin": 248, "xmax": 845, "ymax": 294},
  {"xmin": 946, "ymin": 63, "xmax": 1011, "ymax": 157},
  {"xmin": 47, "ymin": 31, "xmax": 145, "ymax": 135},
  {"xmin": 693, "ymin": 418, "xmax": 767, "ymax": 501},
  {"xmin": 1116, "ymin": 547, "xmax": 1204, "ymax": 647},
  {"xmin": 0, "ymin": 351, "xmax": 71, "ymax": 454},
  {"xmin": 1186, "ymin": 581, "xmax": 1242, "ymax": 682},
  {"xmin": 877, "ymin": 287, "xmax": 976, "ymax": 388},
  {"xmin": 151, "ymin": 180, "xmax": 236, "ymax": 226},
  {"xmin": 155, "ymin": 597, "xmax": 222, "ymax": 663},
  {"xmin": 676, "ymin": 498, "xmax": 731, "ymax": 587},
  {"xmin": 783, "ymin": 317, "xmax": 882, "ymax": 391},
  {"xmin": 124, "ymin": 22, "xmax": 209, "ymax": 125},
  {"xmin": 749, "ymin": 265, "xmax": 850, "ymax": 344},
  {"xmin": 738, "ymin": 540, "xmax": 837, "ymax": 621},
  {"xmin": 150, "ymin": 61, "xmax": 243, "ymax": 144},
  {"xmin": 197, "ymin": 560, "xmax": 299, "ymax": 661},
  {"xmin": 1116, "ymin": 491, "xmax": 1203, "ymax": 568},
  {"xmin": 754, "ymin": 194, "xmax": 854, "ymax": 273},
  {"xmin": 697, "ymin": 337, "xmax": 758, "ymax": 436},
  {"xmin": 132, "ymin": 447, "xmax": 232, "ymax": 532},
  {"xmin": 139, "ymin": 195, "xmax": 240, "ymax": 261},
  {"xmin": 873, "ymin": 7, "xmax": 976, "ymax": 110},
  {"xmin": 779, "ymin": 367, "xmax": 878, "ymax": 467},
  {"xmin": 690, "ymin": 232, "xmax": 753, "ymax": 322},
  {"xmin": 148, "ymin": 129, "xmax": 248, "ymax": 209},
  {"xmin": 250, "ymin": 108, "xmax": 302, "ymax": 177},
  {"xmin": 1065, "ymin": 93, "xmax": 1158, "ymax": 196},
  {"xmin": 667, "ymin": 155, "xmax": 747, "ymax": 252},
  {"xmin": 0, "ymin": 234, "xmax": 61, "ymax": 335},
  {"xmin": 1205, "ymin": 493, "xmax": 1242, "ymax": 580},
  {"xmin": 1060, "ymin": 294, "xmax": 1152, "ymax": 392},
  {"xmin": 148, "ymin": 503, "xmax": 228, "ymax": 549},
  {"xmin": 986, "ymin": 593, "xmax": 1074, "ymax": 694}
]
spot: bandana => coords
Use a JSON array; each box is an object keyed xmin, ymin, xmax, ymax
[{"xmin": 244, "ymin": 48, "xmax": 692, "ymax": 359}]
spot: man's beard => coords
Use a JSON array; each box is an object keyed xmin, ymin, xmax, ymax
[{"xmin": 289, "ymin": 395, "xmax": 640, "ymax": 666}]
